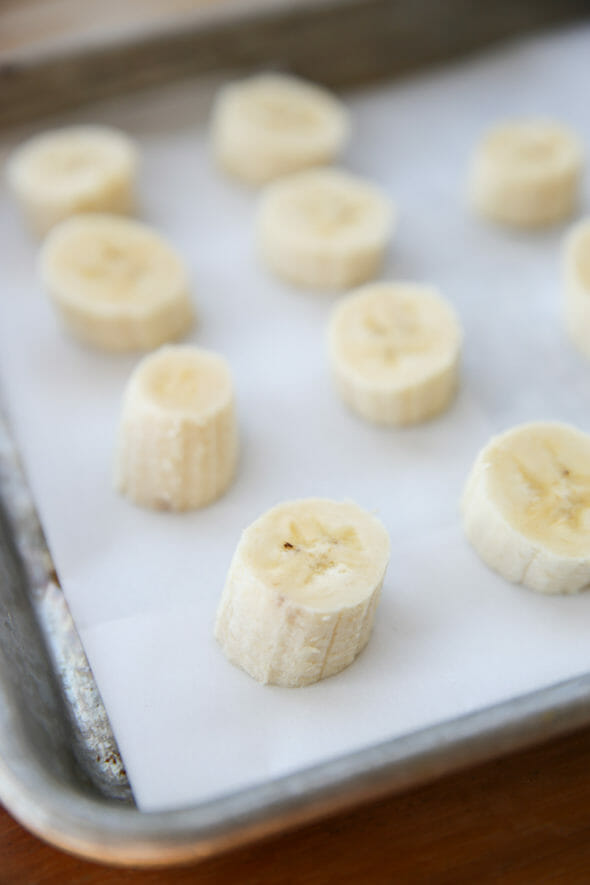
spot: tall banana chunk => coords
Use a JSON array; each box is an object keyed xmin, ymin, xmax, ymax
[
  {"xmin": 115, "ymin": 345, "xmax": 238, "ymax": 511},
  {"xmin": 469, "ymin": 119, "xmax": 583, "ymax": 228},
  {"xmin": 7, "ymin": 125, "xmax": 138, "ymax": 236},
  {"xmin": 40, "ymin": 214, "xmax": 194, "ymax": 351},
  {"xmin": 328, "ymin": 282, "xmax": 461, "ymax": 425},
  {"xmin": 211, "ymin": 73, "xmax": 350, "ymax": 185},
  {"xmin": 462, "ymin": 422, "xmax": 590, "ymax": 595},
  {"xmin": 257, "ymin": 168, "xmax": 394, "ymax": 290},
  {"xmin": 215, "ymin": 498, "xmax": 390, "ymax": 687},
  {"xmin": 564, "ymin": 218, "xmax": 590, "ymax": 360}
]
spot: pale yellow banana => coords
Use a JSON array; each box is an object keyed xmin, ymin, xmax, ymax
[
  {"xmin": 7, "ymin": 125, "xmax": 138, "ymax": 236},
  {"xmin": 115, "ymin": 345, "xmax": 238, "ymax": 511},
  {"xmin": 462, "ymin": 422, "xmax": 590, "ymax": 594},
  {"xmin": 563, "ymin": 218, "xmax": 590, "ymax": 359},
  {"xmin": 328, "ymin": 281, "xmax": 461, "ymax": 425},
  {"xmin": 215, "ymin": 498, "xmax": 390, "ymax": 687},
  {"xmin": 257, "ymin": 167, "xmax": 394, "ymax": 290},
  {"xmin": 40, "ymin": 214, "xmax": 194, "ymax": 351},
  {"xmin": 469, "ymin": 119, "xmax": 583, "ymax": 227},
  {"xmin": 211, "ymin": 72, "xmax": 349, "ymax": 185}
]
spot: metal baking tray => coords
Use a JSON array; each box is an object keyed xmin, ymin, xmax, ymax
[{"xmin": 1, "ymin": 0, "xmax": 590, "ymax": 867}]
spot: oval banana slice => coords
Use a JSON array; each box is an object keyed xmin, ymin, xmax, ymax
[
  {"xmin": 211, "ymin": 72, "xmax": 350, "ymax": 185},
  {"xmin": 115, "ymin": 345, "xmax": 238, "ymax": 511},
  {"xmin": 462, "ymin": 422, "xmax": 590, "ymax": 594},
  {"xmin": 328, "ymin": 282, "xmax": 462, "ymax": 425},
  {"xmin": 40, "ymin": 214, "xmax": 194, "ymax": 351},
  {"xmin": 469, "ymin": 119, "xmax": 583, "ymax": 228},
  {"xmin": 564, "ymin": 218, "xmax": 590, "ymax": 360},
  {"xmin": 7, "ymin": 125, "xmax": 138, "ymax": 236},
  {"xmin": 215, "ymin": 498, "xmax": 390, "ymax": 687},
  {"xmin": 257, "ymin": 168, "xmax": 394, "ymax": 290}
]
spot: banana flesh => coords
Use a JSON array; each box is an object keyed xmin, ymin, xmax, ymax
[
  {"xmin": 328, "ymin": 282, "xmax": 461, "ymax": 425},
  {"xmin": 564, "ymin": 218, "xmax": 590, "ymax": 360},
  {"xmin": 257, "ymin": 168, "xmax": 394, "ymax": 290},
  {"xmin": 469, "ymin": 119, "xmax": 583, "ymax": 228},
  {"xmin": 211, "ymin": 72, "xmax": 350, "ymax": 185},
  {"xmin": 462, "ymin": 422, "xmax": 590, "ymax": 594},
  {"xmin": 40, "ymin": 214, "xmax": 194, "ymax": 351},
  {"xmin": 115, "ymin": 345, "xmax": 238, "ymax": 511},
  {"xmin": 7, "ymin": 125, "xmax": 138, "ymax": 236},
  {"xmin": 214, "ymin": 498, "xmax": 390, "ymax": 687}
]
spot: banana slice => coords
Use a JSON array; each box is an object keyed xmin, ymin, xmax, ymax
[
  {"xmin": 211, "ymin": 72, "xmax": 350, "ymax": 185},
  {"xmin": 39, "ymin": 214, "xmax": 194, "ymax": 351},
  {"xmin": 462, "ymin": 422, "xmax": 590, "ymax": 594},
  {"xmin": 7, "ymin": 125, "xmax": 138, "ymax": 236},
  {"xmin": 115, "ymin": 345, "xmax": 238, "ymax": 511},
  {"xmin": 469, "ymin": 119, "xmax": 583, "ymax": 228},
  {"xmin": 257, "ymin": 168, "xmax": 394, "ymax": 290},
  {"xmin": 564, "ymin": 218, "xmax": 590, "ymax": 360},
  {"xmin": 215, "ymin": 498, "xmax": 390, "ymax": 687},
  {"xmin": 328, "ymin": 282, "xmax": 461, "ymax": 425}
]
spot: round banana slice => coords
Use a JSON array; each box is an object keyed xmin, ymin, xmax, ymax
[
  {"xmin": 469, "ymin": 119, "xmax": 583, "ymax": 228},
  {"xmin": 328, "ymin": 282, "xmax": 461, "ymax": 425},
  {"xmin": 211, "ymin": 72, "xmax": 350, "ymax": 185},
  {"xmin": 40, "ymin": 214, "xmax": 194, "ymax": 351},
  {"xmin": 7, "ymin": 125, "xmax": 138, "ymax": 236},
  {"xmin": 215, "ymin": 498, "xmax": 390, "ymax": 687},
  {"xmin": 462, "ymin": 422, "xmax": 590, "ymax": 595},
  {"xmin": 257, "ymin": 168, "xmax": 394, "ymax": 290},
  {"xmin": 564, "ymin": 218, "xmax": 590, "ymax": 360},
  {"xmin": 115, "ymin": 345, "xmax": 238, "ymax": 511}
]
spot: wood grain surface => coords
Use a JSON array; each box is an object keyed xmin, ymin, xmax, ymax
[
  {"xmin": 2, "ymin": 725, "xmax": 590, "ymax": 884},
  {"xmin": 0, "ymin": 0, "xmax": 220, "ymax": 54},
  {"xmin": 1, "ymin": 0, "xmax": 588, "ymax": 126}
]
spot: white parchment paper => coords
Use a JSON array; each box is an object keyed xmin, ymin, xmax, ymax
[{"xmin": 1, "ymin": 23, "xmax": 590, "ymax": 812}]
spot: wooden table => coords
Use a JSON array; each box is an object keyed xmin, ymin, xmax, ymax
[{"xmin": 2, "ymin": 725, "xmax": 590, "ymax": 884}]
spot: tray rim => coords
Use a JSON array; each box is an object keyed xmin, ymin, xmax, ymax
[{"xmin": 2, "ymin": 668, "xmax": 590, "ymax": 866}]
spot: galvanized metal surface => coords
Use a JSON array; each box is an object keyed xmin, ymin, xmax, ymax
[{"xmin": 0, "ymin": 408, "xmax": 132, "ymax": 804}]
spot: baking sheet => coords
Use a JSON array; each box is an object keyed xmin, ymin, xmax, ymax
[{"xmin": 1, "ymin": 22, "xmax": 590, "ymax": 813}]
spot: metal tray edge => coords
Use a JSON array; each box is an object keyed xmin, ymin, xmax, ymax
[
  {"xmin": 2, "ymin": 668, "xmax": 590, "ymax": 866},
  {"xmin": 1, "ymin": 0, "xmax": 588, "ymax": 128}
]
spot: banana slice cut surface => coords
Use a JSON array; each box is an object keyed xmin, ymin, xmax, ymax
[
  {"xmin": 7, "ymin": 125, "xmax": 138, "ymax": 236},
  {"xmin": 462, "ymin": 422, "xmax": 590, "ymax": 594},
  {"xmin": 40, "ymin": 214, "xmax": 194, "ymax": 351},
  {"xmin": 564, "ymin": 218, "xmax": 590, "ymax": 359},
  {"xmin": 328, "ymin": 282, "xmax": 461, "ymax": 425},
  {"xmin": 115, "ymin": 345, "xmax": 238, "ymax": 511},
  {"xmin": 257, "ymin": 167, "xmax": 394, "ymax": 290},
  {"xmin": 215, "ymin": 498, "xmax": 390, "ymax": 686},
  {"xmin": 212, "ymin": 72, "xmax": 349, "ymax": 184},
  {"xmin": 469, "ymin": 119, "xmax": 583, "ymax": 227}
]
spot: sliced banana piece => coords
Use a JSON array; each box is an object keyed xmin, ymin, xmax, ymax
[
  {"xmin": 257, "ymin": 168, "xmax": 394, "ymax": 290},
  {"xmin": 462, "ymin": 422, "xmax": 590, "ymax": 594},
  {"xmin": 211, "ymin": 72, "xmax": 350, "ymax": 185},
  {"xmin": 328, "ymin": 282, "xmax": 461, "ymax": 425},
  {"xmin": 215, "ymin": 498, "xmax": 390, "ymax": 687},
  {"xmin": 7, "ymin": 125, "xmax": 138, "ymax": 236},
  {"xmin": 469, "ymin": 119, "xmax": 583, "ymax": 228},
  {"xmin": 564, "ymin": 218, "xmax": 590, "ymax": 360},
  {"xmin": 115, "ymin": 345, "xmax": 238, "ymax": 511},
  {"xmin": 40, "ymin": 214, "xmax": 194, "ymax": 351}
]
